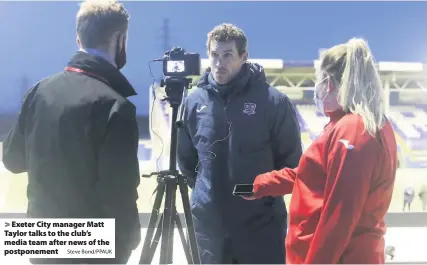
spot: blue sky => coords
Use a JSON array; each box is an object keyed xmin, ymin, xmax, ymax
[{"xmin": 1, "ymin": 1, "xmax": 426, "ymax": 114}]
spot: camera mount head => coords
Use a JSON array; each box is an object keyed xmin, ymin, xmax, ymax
[{"xmin": 160, "ymin": 76, "xmax": 192, "ymax": 107}]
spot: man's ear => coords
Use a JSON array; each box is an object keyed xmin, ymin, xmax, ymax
[
  {"xmin": 76, "ymin": 37, "xmax": 82, "ymax": 49},
  {"xmin": 117, "ymin": 32, "xmax": 127, "ymax": 51},
  {"xmin": 242, "ymin": 51, "xmax": 248, "ymax": 62},
  {"xmin": 121, "ymin": 34, "xmax": 127, "ymax": 50}
]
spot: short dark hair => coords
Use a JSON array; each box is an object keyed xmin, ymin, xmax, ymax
[
  {"xmin": 207, "ymin": 23, "xmax": 247, "ymax": 56},
  {"xmin": 76, "ymin": 0, "xmax": 129, "ymax": 48}
]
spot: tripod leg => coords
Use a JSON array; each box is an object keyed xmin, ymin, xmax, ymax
[
  {"xmin": 167, "ymin": 194, "xmax": 177, "ymax": 264},
  {"xmin": 140, "ymin": 182, "xmax": 165, "ymax": 264},
  {"xmin": 148, "ymin": 214, "xmax": 163, "ymax": 258},
  {"xmin": 178, "ymin": 177, "xmax": 201, "ymax": 264},
  {"xmin": 174, "ymin": 210, "xmax": 192, "ymax": 263},
  {"xmin": 160, "ymin": 179, "xmax": 177, "ymax": 264}
]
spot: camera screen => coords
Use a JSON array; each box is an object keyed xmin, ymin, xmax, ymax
[{"xmin": 167, "ymin": 60, "xmax": 185, "ymax": 73}]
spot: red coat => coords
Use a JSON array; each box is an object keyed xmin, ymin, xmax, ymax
[{"xmin": 253, "ymin": 110, "xmax": 398, "ymax": 264}]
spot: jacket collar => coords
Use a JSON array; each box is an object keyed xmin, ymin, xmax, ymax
[
  {"xmin": 67, "ymin": 51, "xmax": 137, "ymax": 98},
  {"xmin": 327, "ymin": 108, "xmax": 347, "ymax": 122},
  {"xmin": 80, "ymin": 48, "xmax": 116, "ymax": 68},
  {"xmin": 197, "ymin": 62, "xmax": 265, "ymax": 100}
]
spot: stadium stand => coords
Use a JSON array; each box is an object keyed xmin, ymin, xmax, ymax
[{"xmin": 144, "ymin": 58, "xmax": 427, "ymax": 169}]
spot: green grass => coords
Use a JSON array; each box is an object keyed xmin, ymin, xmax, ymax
[{"xmin": 0, "ymin": 168, "xmax": 425, "ymax": 213}]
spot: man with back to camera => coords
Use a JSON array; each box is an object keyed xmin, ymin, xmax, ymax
[
  {"xmin": 2, "ymin": 0, "xmax": 140, "ymax": 264},
  {"xmin": 177, "ymin": 23, "xmax": 302, "ymax": 264}
]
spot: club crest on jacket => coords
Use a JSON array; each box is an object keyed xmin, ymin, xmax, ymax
[{"xmin": 243, "ymin": 103, "xmax": 256, "ymax": 115}]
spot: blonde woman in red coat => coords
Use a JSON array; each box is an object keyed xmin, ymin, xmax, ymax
[{"xmin": 244, "ymin": 38, "xmax": 398, "ymax": 264}]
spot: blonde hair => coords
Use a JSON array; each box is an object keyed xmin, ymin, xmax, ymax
[
  {"xmin": 76, "ymin": 0, "xmax": 129, "ymax": 48},
  {"xmin": 320, "ymin": 38, "xmax": 387, "ymax": 136}
]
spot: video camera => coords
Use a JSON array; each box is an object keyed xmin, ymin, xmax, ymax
[{"xmin": 162, "ymin": 47, "xmax": 201, "ymax": 77}]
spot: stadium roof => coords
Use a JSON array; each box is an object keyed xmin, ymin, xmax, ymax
[
  {"xmin": 200, "ymin": 59, "xmax": 426, "ymax": 73},
  {"xmin": 197, "ymin": 59, "xmax": 427, "ymax": 90}
]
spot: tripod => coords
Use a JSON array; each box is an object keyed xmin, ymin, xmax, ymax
[{"xmin": 139, "ymin": 77, "xmax": 200, "ymax": 264}]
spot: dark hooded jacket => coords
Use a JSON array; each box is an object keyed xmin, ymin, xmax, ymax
[
  {"xmin": 177, "ymin": 62, "xmax": 302, "ymax": 263},
  {"xmin": 2, "ymin": 51, "xmax": 141, "ymax": 263}
]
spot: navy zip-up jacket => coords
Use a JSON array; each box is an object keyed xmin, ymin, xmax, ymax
[{"xmin": 177, "ymin": 62, "xmax": 302, "ymax": 263}]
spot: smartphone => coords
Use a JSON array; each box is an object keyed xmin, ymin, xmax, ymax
[{"xmin": 232, "ymin": 184, "xmax": 254, "ymax": 196}]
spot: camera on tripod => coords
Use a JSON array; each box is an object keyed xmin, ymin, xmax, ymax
[
  {"xmin": 157, "ymin": 47, "xmax": 201, "ymax": 107},
  {"xmin": 162, "ymin": 47, "xmax": 201, "ymax": 77},
  {"xmin": 140, "ymin": 47, "xmax": 201, "ymax": 264}
]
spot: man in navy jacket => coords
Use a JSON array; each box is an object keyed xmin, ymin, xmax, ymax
[{"xmin": 177, "ymin": 23, "xmax": 302, "ymax": 264}]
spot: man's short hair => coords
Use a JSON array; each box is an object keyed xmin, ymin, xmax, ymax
[
  {"xmin": 207, "ymin": 23, "xmax": 247, "ymax": 56},
  {"xmin": 76, "ymin": 0, "xmax": 129, "ymax": 48}
]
